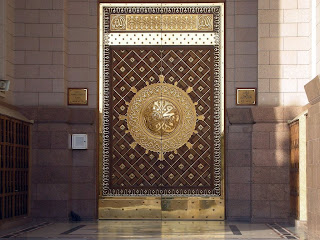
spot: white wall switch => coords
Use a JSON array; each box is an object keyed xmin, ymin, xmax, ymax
[{"xmin": 72, "ymin": 134, "xmax": 88, "ymax": 150}]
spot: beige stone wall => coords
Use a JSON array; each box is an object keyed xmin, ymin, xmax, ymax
[
  {"xmin": 14, "ymin": 0, "xmax": 68, "ymax": 106},
  {"xmin": 226, "ymin": 121, "xmax": 252, "ymax": 221},
  {"xmin": 305, "ymin": 0, "xmax": 320, "ymax": 233},
  {"xmin": 11, "ymin": 0, "xmax": 97, "ymax": 107},
  {"xmin": 0, "ymin": 0, "xmax": 4, "ymax": 81},
  {"xmin": 67, "ymin": 0, "xmax": 97, "ymax": 108},
  {"xmin": 0, "ymin": 0, "xmax": 15, "ymax": 103},
  {"xmin": 226, "ymin": 106, "xmax": 302, "ymax": 222},
  {"xmin": 10, "ymin": 0, "xmax": 98, "ymax": 220},
  {"xmin": 306, "ymin": 104, "xmax": 320, "ymax": 240},
  {"xmin": 226, "ymin": 0, "xmax": 258, "ymax": 108},
  {"xmin": 250, "ymin": 107, "xmax": 301, "ymax": 222},
  {"xmin": 258, "ymin": 0, "xmax": 311, "ymax": 106},
  {"xmin": 20, "ymin": 107, "xmax": 97, "ymax": 220},
  {"xmin": 317, "ymin": 0, "xmax": 320, "ymax": 74},
  {"xmin": 305, "ymin": 76, "xmax": 320, "ymax": 239},
  {"xmin": 5, "ymin": 0, "xmax": 15, "ymax": 104}
]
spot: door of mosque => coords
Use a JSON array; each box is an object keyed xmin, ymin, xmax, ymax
[{"xmin": 99, "ymin": 3, "xmax": 225, "ymax": 220}]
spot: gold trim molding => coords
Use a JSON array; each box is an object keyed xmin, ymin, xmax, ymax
[{"xmin": 110, "ymin": 14, "xmax": 213, "ymax": 31}]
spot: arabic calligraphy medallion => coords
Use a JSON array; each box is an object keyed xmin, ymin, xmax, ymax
[
  {"xmin": 143, "ymin": 99, "xmax": 180, "ymax": 137},
  {"xmin": 120, "ymin": 76, "xmax": 202, "ymax": 160}
]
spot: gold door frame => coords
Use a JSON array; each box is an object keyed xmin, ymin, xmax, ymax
[{"xmin": 98, "ymin": 3, "xmax": 225, "ymax": 220}]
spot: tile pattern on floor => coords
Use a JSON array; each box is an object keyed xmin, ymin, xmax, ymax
[{"xmin": 0, "ymin": 221, "xmax": 307, "ymax": 239}]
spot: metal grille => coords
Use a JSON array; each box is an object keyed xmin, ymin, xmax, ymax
[{"xmin": 0, "ymin": 115, "xmax": 30, "ymax": 221}]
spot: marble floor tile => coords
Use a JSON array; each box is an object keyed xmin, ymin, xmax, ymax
[{"xmin": 0, "ymin": 220, "xmax": 306, "ymax": 239}]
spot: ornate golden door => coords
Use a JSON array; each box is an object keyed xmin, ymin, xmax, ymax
[{"xmin": 99, "ymin": 3, "xmax": 224, "ymax": 220}]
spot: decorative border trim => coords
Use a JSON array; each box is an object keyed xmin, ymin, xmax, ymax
[
  {"xmin": 110, "ymin": 14, "xmax": 214, "ymax": 32},
  {"xmin": 107, "ymin": 32, "xmax": 219, "ymax": 46},
  {"xmin": 101, "ymin": 8, "xmax": 111, "ymax": 193}
]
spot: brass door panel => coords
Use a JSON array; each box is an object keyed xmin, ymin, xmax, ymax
[
  {"xmin": 161, "ymin": 197, "xmax": 224, "ymax": 220},
  {"xmin": 99, "ymin": 197, "xmax": 224, "ymax": 220},
  {"xmin": 99, "ymin": 197, "xmax": 162, "ymax": 219}
]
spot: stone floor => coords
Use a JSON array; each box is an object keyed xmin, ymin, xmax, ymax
[{"xmin": 0, "ymin": 220, "xmax": 308, "ymax": 239}]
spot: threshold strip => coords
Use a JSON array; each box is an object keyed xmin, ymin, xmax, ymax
[
  {"xmin": 60, "ymin": 225, "xmax": 86, "ymax": 235},
  {"xmin": 0, "ymin": 222, "xmax": 52, "ymax": 238},
  {"xmin": 267, "ymin": 223, "xmax": 299, "ymax": 239},
  {"xmin": 229, "ymin": 225, "xmax": 242, "ymax": 235}
]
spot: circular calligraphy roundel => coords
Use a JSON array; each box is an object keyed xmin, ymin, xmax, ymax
[{"xmin": 126, "ymin": 81, "xmax": 197, "ymax": 154}]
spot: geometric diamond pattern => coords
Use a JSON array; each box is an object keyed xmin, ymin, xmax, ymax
[{"xmin": 109, "ymin": 47, "xmax": 217, "ymax": 193}]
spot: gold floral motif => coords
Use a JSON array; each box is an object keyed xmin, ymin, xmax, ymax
[{"xmin": 110, "ymin": 14, "xmax": 213, "ymax": 32}]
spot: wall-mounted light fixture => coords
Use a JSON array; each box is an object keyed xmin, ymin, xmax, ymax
[{"xmin": 0, "ymin": 79, "xmax": 10, "ymax": 91}]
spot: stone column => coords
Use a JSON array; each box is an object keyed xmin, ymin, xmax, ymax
[{"xmin": 304, "ymin": 75, "xmax": 320, "ymax": 240}]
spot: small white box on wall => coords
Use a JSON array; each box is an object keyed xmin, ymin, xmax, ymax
[{"xmin": 72, "ymin": 134, "xmax": 88, "ymax": 150}]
